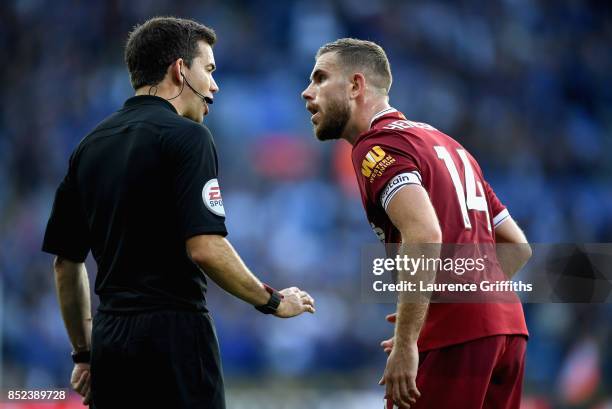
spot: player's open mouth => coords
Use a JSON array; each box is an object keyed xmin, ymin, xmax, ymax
[{"xmin": 311, "ymin": 112, "xmax": 320, "ymax": 124}]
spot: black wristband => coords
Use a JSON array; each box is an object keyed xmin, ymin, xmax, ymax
[
  {"xmin": 71, "ymin": 350, "xmax": 90, "ymax": 364},
  {"xmin": 255, "ymin": 284, "xmax": 283, "ymax": 314}
]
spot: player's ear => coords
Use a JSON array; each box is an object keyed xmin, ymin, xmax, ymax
[{"xmin": 350, "ymin": 73, "xmax": 367, "ymax": 99}]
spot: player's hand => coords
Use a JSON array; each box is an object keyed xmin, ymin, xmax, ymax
[
  {"xmin": 382, "ymin": 313, "xmax": 397, "ymax": 355},
  {"xmin": 274, "ymin": 287, "xmax": 315, "ymax": 318},
  {"xmin": 70, "ymin": 362, "xmax": 92, "ymax": 405},
  {"xmin": 379, "ymin": 342, "xmax": 420, "ymax": 409},
  {"xmin": 381, "ymin": 336, "xmax": 394, "ymax": 355}
]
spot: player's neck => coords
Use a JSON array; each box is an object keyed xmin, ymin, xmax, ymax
[{"xmin": 342, "ymin": 99, "xmax": 391, "ymax": 145}]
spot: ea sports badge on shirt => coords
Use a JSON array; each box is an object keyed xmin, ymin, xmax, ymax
[{"xmin": 202, "ymin": 178, "xmax": 225, "ymax": 217}]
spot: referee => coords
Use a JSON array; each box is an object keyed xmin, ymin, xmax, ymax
[{"xmin": 42, "ymin": 17, "xmax": 315, "ymax": 409}]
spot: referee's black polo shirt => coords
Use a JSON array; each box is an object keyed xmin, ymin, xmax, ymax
[{"xmin": 42, "ymin": 95, "xmax": 227, "ymax": 313}]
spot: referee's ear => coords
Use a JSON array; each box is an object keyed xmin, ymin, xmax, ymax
[{"xmin": 168, "ymin": 59, "xmax": 184, "ymax": 86}]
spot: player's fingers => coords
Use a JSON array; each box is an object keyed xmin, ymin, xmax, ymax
[
  {"xmin": 391, "ymin": 379, "xmax": 404, "ymax": 409},
  {"xmin": 378, "ymin": 374, "xmax": 386, "ymax": 385},
  {"xmin": 386, "ymin": 313, "xmax": 397, "ymax": 323},
  {"xmin": 408, "ymin": 377, "xmax": 421, "ymax": 399},
  {"xmin": 398, "ymin": 377, "xmax": 414, "ymax": 407},
  {"xmin": 380, "ymin": 338, "xmax": 393, "ymax": 347},
  {"xmin": 386, "ymin": 381, "xmax": 395, "ymax": 408}
]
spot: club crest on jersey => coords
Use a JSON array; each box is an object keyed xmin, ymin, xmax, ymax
[
  {"xmin": 202, "ymin": 178, "xmax": 225, "ymax": 217},
  {"xmin": 361, "ymin": 145, "xmax": 396, "ymax": 183}
]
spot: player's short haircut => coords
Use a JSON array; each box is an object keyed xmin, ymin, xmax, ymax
[
  {"xmin": 316, "ymin": 38, "xmax": 392, "ymax": 94},
  {"xmin": 124, "ymin": 17, "xmax": 216, "ymax": 90}
]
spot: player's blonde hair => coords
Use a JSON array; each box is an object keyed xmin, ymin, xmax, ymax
[{"xmin": 316, "ymin": 38, "xmax": 392, "ymax": 94}]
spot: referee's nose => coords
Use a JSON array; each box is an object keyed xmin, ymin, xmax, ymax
[{"xmin": 210, "ymin": 76, "xmax": 219, "ymax": 94}]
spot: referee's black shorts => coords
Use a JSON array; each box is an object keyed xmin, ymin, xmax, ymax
[{"xmin": 90, "ymin": 309, "xmax": 225, "ymax": 409}]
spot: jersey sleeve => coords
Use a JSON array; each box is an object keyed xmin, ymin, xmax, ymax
[
  {"xmin": 355, "ymin": 131, "xmax": 423, "ymax": 210},
  {"xmin": 484, "ymin": 180, "xmax": 510, "ymax": 228},
  {"xmin": 42, "ymin": 152, "xmax": 90, "ymax": 262},
  {"xmin": 164, "ymin": 123, "xmax": 228, "ymax": 239}
]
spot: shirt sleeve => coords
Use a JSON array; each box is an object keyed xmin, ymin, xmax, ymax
[
  {"xmin": 484, "ymin": 180, "xmax": 511, "ymax": 228},
  {"xmin": 164, "ymin": 123, "xmax": 228, "ymax": 239},
  {"xmin": 355, "ymin": 132, "xmax": 423, "ymax": 211},
  {"xmin": 42, "ymin": 152, "xmax": 90, "ymax": 262}
]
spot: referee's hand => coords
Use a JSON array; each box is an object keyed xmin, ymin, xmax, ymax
[
  {"xmin": 274, "ymin": 287, "xmax": 316, "ymax": 318},
  {"xmin": 71, "ymin": 362, "xmax": 92, "ymax": 405}
]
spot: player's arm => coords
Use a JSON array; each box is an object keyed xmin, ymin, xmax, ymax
[
  {"xmin": 186, "ymin": 235, "xmax": 315, "ymax": 318},
  {"xmin": 494, "ymin": 217, "xmax": 532, "ymax": 278},
  {"xmin": 379, "ymin": 185, "xmax": 442, "ymax": 407},
  {"xmin": 386, "ymin": 185, "xmax": 441, "ymax": 344}
]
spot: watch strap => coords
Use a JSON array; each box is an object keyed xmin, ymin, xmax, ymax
[
  {"xmin": 71, "ymin": 350, "xmax": 91, "ymax": 364},
  {"xmin": 255, "ymin": 284, "xmax": 283, "ymax": 314}
]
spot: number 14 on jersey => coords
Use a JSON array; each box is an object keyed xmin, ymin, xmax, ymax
[{"xmin": 434, "ymin": 146, "xmax": 491, "ymax": 231}]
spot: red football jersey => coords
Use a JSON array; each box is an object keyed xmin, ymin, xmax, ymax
[{"xmin": 352, "ymin": 108, "xmax": 528, "ymax": 351}]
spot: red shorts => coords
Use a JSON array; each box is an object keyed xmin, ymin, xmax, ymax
[{"xmin": 385, "ymin": 335, "xmax": 527, "ymax": 409}]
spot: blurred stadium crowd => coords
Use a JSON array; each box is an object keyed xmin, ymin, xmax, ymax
[{"xmin": 0, "ymin": 0, "xmax": 611, "ymax": 408}]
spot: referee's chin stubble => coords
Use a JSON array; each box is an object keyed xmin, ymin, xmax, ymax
[{"xmin": 187, "ymin": 100, "xmax": 206, "ymax": 123}]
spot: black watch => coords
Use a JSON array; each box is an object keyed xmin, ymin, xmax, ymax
[
  {"xmin": 255, "ymin": 284, "xmax": 283, "ymax": 314},
  {"xmin": 71, "ymin": 350, "xmax": 91, "ymax": 364}
]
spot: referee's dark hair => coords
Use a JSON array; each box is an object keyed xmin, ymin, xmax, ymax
[{"xmin": 125, "ymin": 17, "xmax": 216, "ymax": 90}]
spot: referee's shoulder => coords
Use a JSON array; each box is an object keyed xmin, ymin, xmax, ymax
[
  {"xmin": 163, "ymin": 115, "xmax": 213, "ymax": 143},
  {"xmin": 158, "ymin": 116, "xmax": 216, "ymax": 157}
]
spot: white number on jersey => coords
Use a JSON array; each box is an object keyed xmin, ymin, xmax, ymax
[{"xmin": 434, "ymin": 146, "xmax": 491, "ymax": 231}]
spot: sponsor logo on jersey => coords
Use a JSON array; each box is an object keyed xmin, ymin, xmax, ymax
[
  {"xmin": 361, "ymin": 145, "xmax": 396, "ymax": 182},
  {"xmin": 202, "ymin": 178, "xmax": 225, "ymax": 217}
]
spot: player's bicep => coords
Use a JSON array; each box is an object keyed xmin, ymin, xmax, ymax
[
  {"xmin": 385, "ymin": 185, "xmax": 442, "ymax": 243},
  {"xmin": 494, "ymin": 217, "xmax": 528, "ymax": 244}
]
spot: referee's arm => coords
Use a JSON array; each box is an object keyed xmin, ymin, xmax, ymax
[
  {"xmin": 53, "ymin": 256, "xmax": 92, "ymax": 353},
  {"xmin": 53, "ymin": 256, "xmax": 93, "ymax": 404},
  {"xmin": 187, "ymin": 234, "xmax": 315, "ymax": 317}
]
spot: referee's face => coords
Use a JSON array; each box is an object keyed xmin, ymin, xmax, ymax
[{"xmin": 182, "ymin": 41, "xmax": 218, "ymax": 123}]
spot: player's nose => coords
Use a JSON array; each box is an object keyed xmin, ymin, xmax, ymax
[{"xmin": 301, "ymin": 84, "xmax": 314, "ymax": 101}]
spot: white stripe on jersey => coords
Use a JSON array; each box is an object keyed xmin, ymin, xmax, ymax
[{"xmin": 493, "ymin": 208, "xmax": 511, "ymax": 228}]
